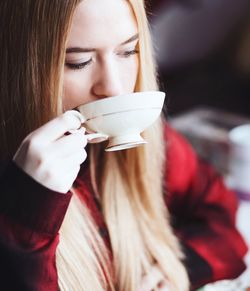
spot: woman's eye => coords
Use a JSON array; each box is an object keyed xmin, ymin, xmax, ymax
[
  {"xmin": 119, "ymin": 49, "xmax": 139, "ymax": 58},
  {"xmin": 65, "ymin": 59, "xmax": 92, "ymax": 70}
]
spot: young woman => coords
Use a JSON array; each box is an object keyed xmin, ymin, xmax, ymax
[{"xmin": 0, "ymin": 0, "xmax": 247, "ymax": 290}]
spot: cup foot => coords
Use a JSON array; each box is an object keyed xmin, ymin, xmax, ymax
[{"xmin": 105, "ymin": 134, "xmax": 146, "ymax": 151}]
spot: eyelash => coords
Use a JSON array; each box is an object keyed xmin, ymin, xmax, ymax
[
  {"xmin": 65, "ymin": 49, "xmax": 139, "ymax": 71},
  {"xmin": 119, "ymin": 49, "xmax": 139, "ymax": 58},
  {"xmin": 65, "ymin": 59, "xmax": 92, "ymax": 70}
]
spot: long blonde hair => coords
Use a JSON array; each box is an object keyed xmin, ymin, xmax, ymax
[{"xmin": 0, "ymin": 0, "xmax": 189, "ymax": 290}]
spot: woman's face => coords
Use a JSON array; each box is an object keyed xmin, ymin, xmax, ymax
[{"xmin": 63, "ymin": 0, "xmax": 139, "ymax": 110}]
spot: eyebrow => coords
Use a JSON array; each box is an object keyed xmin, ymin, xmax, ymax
[
  {"xmin": 120, "ymin": 33, "xmax": 139, "ymax": 45},
  {"xmin": 66, "ymin": 33, "xmax": 139, "ymax": 54}
]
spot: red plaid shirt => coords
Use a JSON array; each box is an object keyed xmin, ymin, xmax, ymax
[{"xmin": 0, "ymin": 125, "xmax": 247, "ymax": 290}]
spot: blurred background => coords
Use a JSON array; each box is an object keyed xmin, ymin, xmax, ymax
[
  {"xmin": 147, "ymin": 1, "xmax": 250, "ymax": 289},
  {"xmin": 147, "ymin": 0, "xmax": 250, "ymax": 117}
]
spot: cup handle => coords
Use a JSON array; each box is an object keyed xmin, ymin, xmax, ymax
[
  {"xmin": 69, "ymin": 111, "xmax": 108, "ymax": 143},
  {"xmin": 68, "ymin": 128, "xmax": 108, "ymax": 144}
]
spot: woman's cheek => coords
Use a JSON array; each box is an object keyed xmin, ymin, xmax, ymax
[
  {"xmin": 125, "ymin": 57, "xmax": 139, "ymax": 91},
  {"xmin": 63, "ymin": 72, "xmax": 91, "ymax": 110}
]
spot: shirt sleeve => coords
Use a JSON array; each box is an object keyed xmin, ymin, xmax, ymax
[
  {"xmin": 163, "ymin": 124, "xmax": 248, "ymax": 290},
  {"xmin": 0, "ymin": 161, "xmax": 72, "ymax": 291}
]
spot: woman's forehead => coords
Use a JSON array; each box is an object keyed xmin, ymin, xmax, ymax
[{"xmin": 67, "ymin": 0, "xmax": 138, "ymax": 49}]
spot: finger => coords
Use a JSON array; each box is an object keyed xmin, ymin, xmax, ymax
[
  {"xmin": 68, "ymin": 125, "xmax": 86, "ymax": 135},
  {"xmin": 139, "ymin": 265, "xmax": 165, "ymax": 291},
  {"xmin": 32, "ymin": 110, "xmax": 85, "ymax": 144},
  {"xmin": 63, "ymin": 149, "xmax": 87, "ymax": 167},
  {"xmin": 49, "ymin": 147, "xmax": 87, "ymax": 171},
  {"xmin": 42, "ymin": 148, "xmax": 87, "ymax": 174},
  {"xmin": 46, "ymin": 165, "xmax": 81, "ymax": 193},
  {"xmin": 48, "ymin": 128, "xmax": 87, "ymax": 159}
]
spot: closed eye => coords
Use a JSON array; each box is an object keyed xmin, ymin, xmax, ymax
[
  {"xmin": 118, "ymin": 49, "xmax": 139, "ymax": 58},
  {"xmin": 65, "ymin": 59, "xmax": 93, "ymax": 70}
]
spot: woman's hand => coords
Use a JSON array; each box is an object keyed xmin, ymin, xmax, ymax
[
  {"xmin": 13, "ymin": 110, "xmax": 87, "ymax": 194},
  {"xmin": 138, "ymin": 264, "xmax": 170, "ymax": 291}
]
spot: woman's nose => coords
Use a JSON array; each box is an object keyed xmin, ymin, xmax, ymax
[{"xmin": 92, "ymin": 58, "xmax": 123, "ymax": 98}]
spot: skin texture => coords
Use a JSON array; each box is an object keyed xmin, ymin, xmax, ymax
[
  {"xmin": 63, "ymin": 0, "xmax": 139, "ymax": 110},
  {"xmin": 13, "ymin": 0, "xmax": 139, "ymax": 194},
  {"xmin": 13, "ymin": 0, "xmax": 169, "ymax": 289}
]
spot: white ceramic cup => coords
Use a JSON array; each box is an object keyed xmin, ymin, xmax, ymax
[
  {"xmin": 77, "ymin": 91, "xmax": 166, "ymax": 151},
  {"xmin": 228, "ymin": 124, "xmax": 250, "ymax": 193}
]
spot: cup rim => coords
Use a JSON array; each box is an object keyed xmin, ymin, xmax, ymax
[{"xmin": 78, "ymin": 90, "xmax": 165, "ymax": 108}]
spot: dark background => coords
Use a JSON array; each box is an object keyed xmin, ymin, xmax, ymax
[{"xmin": 148, "ymin": 0, "xmax": 250, "ymax": 118}]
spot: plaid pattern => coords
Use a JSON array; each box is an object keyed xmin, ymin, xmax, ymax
[
  {"xmin": 164, "ymin": 125, "xmax": 248, "ymax": 289},
  {"xmin": 0, "ymin": 125, "xmax": 247, "ymax": 290}
]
